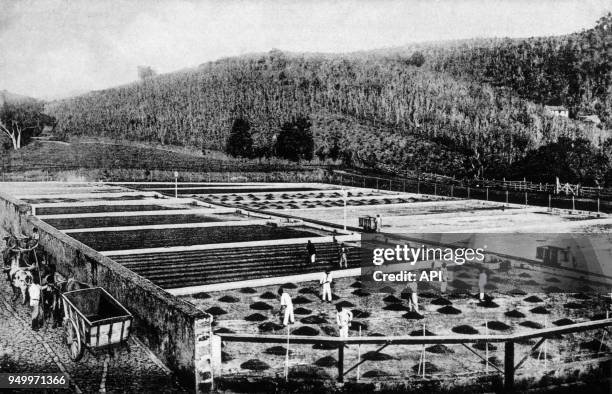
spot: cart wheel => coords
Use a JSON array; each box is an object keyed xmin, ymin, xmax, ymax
[{"xmin": 65, "ymin": 320, "xmax": 83, "ymax": 362}]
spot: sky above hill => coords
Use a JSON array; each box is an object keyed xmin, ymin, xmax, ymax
[{"xmin": 1, "ymin": 0, "xmax": 610, "ymax": 100}]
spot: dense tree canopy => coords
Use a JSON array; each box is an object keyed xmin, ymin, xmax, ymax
[
  {"xmin": 274, "ymin": 117, "xmax": 314, "ymax": 162},
  {"xmin": 226, "ymin": 118, "xmax": 253, "ymax": 158}
]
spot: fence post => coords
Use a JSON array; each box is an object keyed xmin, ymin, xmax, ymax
[
  {"xmin": 357, "ymin": 326, "xmax": 362, "ymax": 381},
  {"xmin": 451, "ymin": 185, "xmax": 454, "ymax": 197},
  {"xmin": 548, "ymin": 194, "xmax": 551, "ymax": 212},
  {"xmin": 285, "ymin": 326, "xmax": 290, "ymax": 381},
  {"xmin": 434, "ymin": 183, "xmax": 437, "ymax": 196},
  {"xmin": 486, "ymin": 187, "xmax": 488, "ymax": 201},
  {"xmin": 467, "ymin": 187, "xmax": 470, "ymax": 199},
  {"xmin": 504, "ymin": 341, "xmax": 515, "ymax": 391},
  {"xmin": 174, "ymin": 171, "xmax": 178, "ymax": 198},
  {"xmin": 338, "ymin": 343, "xmax": 344, "ymax": 382},
  {"xmin": 376, "ymin": 178, "xmax": 379, "ymax": 191}
]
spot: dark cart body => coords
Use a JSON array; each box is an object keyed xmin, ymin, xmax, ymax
[
  {"xmin": 358, "ymin": 216, "xmax": 377, "ymax": 232},
  {"xmin": 62, "ymin": 287, "xmax": 133, "ymax": 361}
]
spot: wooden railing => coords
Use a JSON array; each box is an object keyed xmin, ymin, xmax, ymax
[
  {"xmin": 375, "ymin": 163, "xmax": 612, "ymax": 199},
  {"xmin": 218, "ymin": 318, "xmax": 612, "ymax": 391},
  {"xmin": 329, "ymin": 170, "xmax": 612, "ymax": 212}
]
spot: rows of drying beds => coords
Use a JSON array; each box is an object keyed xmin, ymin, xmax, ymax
[
  {"xmin": 42, "ymin": 212, "xmax": 244, "ymax": 230},
  {"xmin": 111, "ymin": 183, "xmax": 331, "ymax": 195},
  {"xmin": 107, "ymin": 183, "xmax": 441, "ymax": 210},
  {"xmin": 27, "ymin": 189, "xmax": 359, "ymax": 289},
  {"xmin": 110, "ymin": 242, "xmax": 363, "ymax": 288},
  {"xmin": 196, "ymin": 279, "xmax": 607, "ymax": 377},
  {"xmin": 196, "ymin": 191, "xmax": 442, "ymax": 210}
]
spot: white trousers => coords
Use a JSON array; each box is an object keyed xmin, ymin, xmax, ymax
[
  {"xmin": 283, "ymin": 306, "xmax": 295, "ymax": 326},
  {"xmin": 321, "ymin": 283, "xmax": 332, "ymax": 301},
  {"xmin": 408, "ymin": 293, "xmax": 419, "ymax": 311},
  {"xmin": 339, "ymin": 325, "xmax": 349, "ymax": 338}
]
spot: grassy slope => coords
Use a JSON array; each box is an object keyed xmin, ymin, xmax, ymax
[{"xmin": 0, "ymin": 140, "xmax": 313, "ymax": 173}]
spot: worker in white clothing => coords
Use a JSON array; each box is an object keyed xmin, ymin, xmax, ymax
[
  {"xmin": 27, "ymin": 276, "xmax": 47, "ymax": 331},
  {"xmin": 407, "ymin": 279, "xmax": 419, "ymax": 312},
  {"xmin": 320, "ymin": 270, "xmax": 333, "ymax": 302},
  {"xmin": 279, "ymin": 287, "xmax": 295, "ymax": 326},
  {"xmin": 336, "ymin": 305, "xmax": 353, "ymax": 338},
  {"xmin": 478, "ymin": 267, "xmax": 488, "ymax": 302},
  {"xmin": 375, "ymin": 214, "xmax": 383, "ymax": 232}
]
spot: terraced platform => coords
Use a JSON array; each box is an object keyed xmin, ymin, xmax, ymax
[
  {"xmin": 69, "ymin": 224, "xmax": 328, "ymax": 251},
  {"xmin": 111, "ymin": 183, "xmax": 332, "ymax": 195},
  {"xmin": 34, "ymin": 203, "xmax": 189, "ymax": 215},
  {"xmin": 22, "ymin": 195, "xmax": 152, "ymax": 204},
  {"xmin": 147, "ymin": 187, "xmax": 325, "ymax": 195},
  {"xmin": 42, "ymin": 213, "xmax": 247, "ymax": 230},
  {"xmin": 110, "ymin": 242, "xmax": 363, "ymax": 288}
]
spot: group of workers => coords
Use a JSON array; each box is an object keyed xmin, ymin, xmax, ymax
[
  {"xmin": 306, "ymin": 238, "xmax": 349, "ymax": 269},
  {"xmin": 279, "ymin": 277, "xmax": 354, "ymax": 338},
  {"xmin": 2, "ymin": 228, "xmax": 59, "ymax": 331},
  {"xmin": 276, "ymin": 259, "xmax": 457, "ymax": 338},
  {"xmin": 278, "ymin": 269, "xmax": 352, "ymax": 337}
]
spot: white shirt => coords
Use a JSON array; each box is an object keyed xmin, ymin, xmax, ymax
[
  {"xmin": 320, "ymin": 272, "xmax": 332, "ymax": 285},
  {"xmin": 280, "ymin": 293, "xmax": 293, "ymax": 309},
  {"xmin": 336, "ymin": 309, "xmax": 353, "ymax": 327},
  {"xmin": 28, "ymin": 284, "xmax": 42, "ymax": 302}
]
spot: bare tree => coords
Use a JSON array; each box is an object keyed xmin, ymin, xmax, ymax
[{"xmin": 0, "ymin": 101, "xmax": 51, "ymax": 150}]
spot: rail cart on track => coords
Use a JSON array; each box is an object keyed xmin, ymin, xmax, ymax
[{"xmin": 62, "ymin": 287, "xmax": 133, "ymax": 361}]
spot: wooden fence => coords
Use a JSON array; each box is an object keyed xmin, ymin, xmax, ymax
[
  {"xmin": 218, "ymin": 317, "xmax": 612, "ymax": 391},
  {"xmin": 329, "ymin": 170, "xmax": 612, "ymax": 212},
  {"xmin": 376, "ymin": 163, "xmax": 612, "ymax": 199}
]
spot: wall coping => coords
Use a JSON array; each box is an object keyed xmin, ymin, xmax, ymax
[{"xmin": 0, "ymin": 190, "xmax": 32, "ymax": 216}]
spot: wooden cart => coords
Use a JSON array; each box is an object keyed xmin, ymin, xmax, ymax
[
  {"xmin": 358, "ymin": 216, "xmax": 377, "ymax": 232},
  {"xmin": 62, "ymin": 287, "xmax": 133, "ymax": 361}
]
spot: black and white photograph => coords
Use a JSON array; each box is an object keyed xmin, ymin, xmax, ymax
[{"xmin": 1, "ymin": 1, "xmax": 612, "ymax": 393}]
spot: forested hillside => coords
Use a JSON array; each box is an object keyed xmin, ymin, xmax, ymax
[
  {"xmin": 45, "ymin": 15, "xmax": 612, "ymax": 184},
  {"xmin": 428, "ymin": 13, "xmax": 612, "ymax": 123}
]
